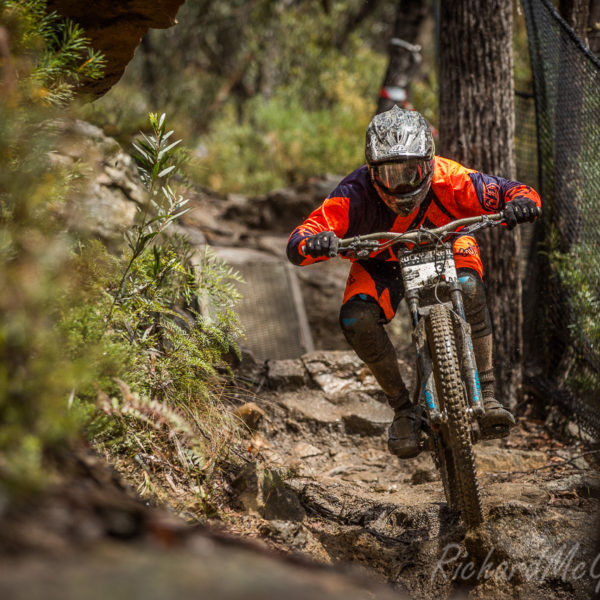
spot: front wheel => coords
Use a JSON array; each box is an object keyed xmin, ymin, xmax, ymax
[{"xmin": 427, "ymin": 304, "xmax": 483, "ymax": 529}]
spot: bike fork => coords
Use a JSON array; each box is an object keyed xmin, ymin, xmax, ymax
[
  {"xmin": 407, "ymin": 291, "xmax": 442, "ymax": 424},
  {"xmin": 448, "ymin": 284, "xmax": 484, "ymax": 417}
]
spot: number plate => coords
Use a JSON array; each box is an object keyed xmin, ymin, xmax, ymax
[{"xmin": 400, "ymin": 247, "xmax": 457, "ymax": 291}]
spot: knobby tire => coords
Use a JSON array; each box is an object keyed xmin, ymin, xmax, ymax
[{"xmin": 428, "ymin": 304, "xmax": 483, "ymax": 528}]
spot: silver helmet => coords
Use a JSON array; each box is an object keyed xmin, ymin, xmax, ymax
[{"xmin": 365, "ymin": 106, "xmax": 435, "ymax": 216}]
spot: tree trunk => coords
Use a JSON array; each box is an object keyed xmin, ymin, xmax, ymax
[
  {"xmin": 560, "ymin": 0, "xmax": 590, "ymax": 43},
  {"xmin": 589, "ymin": 1, "xmax": 600, "ymax": 55},
  {"xmin": 438, "ymin": 0, "xmax": 521, "ymax": 406},
  {"xmin": 560, "ymin": 0, "xmax": 600, "ymax": 56},
  {"xmin": 376, "ymin": 0, "xmax": 427, "ymax": 114}
]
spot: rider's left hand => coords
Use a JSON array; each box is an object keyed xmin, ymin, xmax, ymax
[{"xmin": 503, "ymin": 197, "xmax": 539, "ymax": 229}]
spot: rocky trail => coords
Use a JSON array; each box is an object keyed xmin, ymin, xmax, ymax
[
  {"xmin": 2, "ymin": 350, "xmax": 598, "ymax": 599},
  {"xmin": 185, "ymin": 166, "xmax": 600, "ymax": 599},
  {"xmin": 221, "ymin": 349, "xmax": 600, "ymax": 599},
  {"xmin": 2, "ymin": 122, "xmax": 598, "ymax": 599}
]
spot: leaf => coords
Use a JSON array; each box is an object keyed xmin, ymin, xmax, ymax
[
  {"xmin": 174, "ymin": 208, "xmax": 191, "ymax": 219},
  {"xmin": 140, "ymin": 231, "xmax": 158, "ymax": 247},
  {"xmin": 158, "ymin": 165, "xmax": 176, "ymax": 178},
  {"xmin": 157, "ymin": 139, "xmax": 182, "ymax": 160},
  {"xmin": 132, "ymin": 142, "xmax": 151, "ymax": 160}
]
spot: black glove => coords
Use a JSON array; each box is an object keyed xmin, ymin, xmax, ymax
[
  {"xmin": 303, "ymin": 231, "xmax": 339, "ymax": 258},
  {"xmin": 503, "ymin": 197, "xmax": 540, "ymax": 230}
]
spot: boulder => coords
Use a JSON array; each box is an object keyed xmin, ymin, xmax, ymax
[
  {"xmin": 267, "ymin": 359, "xmax": 307, "ymax": 390},
  {"xmin": 277, "ymin": 390, "xmax": 393, "ymax": 435},
  {"xmin": 222, "ymin": 176, "xmax": 341, "ymax": 234},
  {"xmin": 48, "ymin": 0, "xmax": 186, "ymax": 98},
  {"xmin": 54, "ymin": 120, "xmax": 145, "ymax": 244},
  {"xmin": 302, "ymin": 351, "xmax": 381, "ymax": 403}
]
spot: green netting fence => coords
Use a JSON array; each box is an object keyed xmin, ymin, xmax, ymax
[{"xmin": 522, "ymin": 0, "xmax": 600, "ymax": 439}]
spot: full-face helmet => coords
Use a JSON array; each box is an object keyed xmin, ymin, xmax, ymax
[{"xmin": 365, "ymin": 106, "xmax": 435, "ymax": 216}]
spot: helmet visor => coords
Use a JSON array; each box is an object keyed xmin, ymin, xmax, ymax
[{"xmin": 372, "ymin": 159, "xmax": 433, "ymax": 194}]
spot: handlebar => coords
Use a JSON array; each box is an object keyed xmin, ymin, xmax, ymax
[
  {"xmin": 338, "ymin": 212, "xmax": 505, "ymax": 250},
  {"xmin": 299, "ymin": 206, "xmax": 541, "ymax": 258}
]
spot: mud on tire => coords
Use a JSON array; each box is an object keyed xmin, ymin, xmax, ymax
[{"xmin": 427, "ymin": 304, "xmax": 483, "ymax": 528}]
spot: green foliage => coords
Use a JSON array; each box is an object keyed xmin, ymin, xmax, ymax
[
  {"xmin": 0, "ymin": 0, "xmax": 107, "ymax": 493},
  {"xmin": 77, "ymin": 0, "xmax": 405, "ymax": 194},
  {"xmin": 4, "ymin": 0, "xmax": 105, "ymax": 104},
  {"xmin": 65, "ymin": 113, "xmax": 244, "ymax": 492},
  {"xmin": 190, "ymin": 93, "xmax": 373, "ymax": 193},
  {"xmin": 0, "ymin": 1, "xmax": 242, "ymax": 501},
  {"xmin": 187, "ymin": 35, "xmax": 385, "ymax": 193},
  {"xmin": 549, "ymin": 241, "xmax": 600, "ymax": 355}
]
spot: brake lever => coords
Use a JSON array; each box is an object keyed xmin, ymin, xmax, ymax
[
  {"xmin": 339, "ymin": 238, "xmax": 380, "ymax": 259},
  {"xmin": 460, "ymin": 214, "xmax": 505, "ymax": 236}
]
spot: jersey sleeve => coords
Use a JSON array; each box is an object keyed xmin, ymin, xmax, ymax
[
  {"xmin": 467, "ymin": 172, "xmax": 541, "ymax": 214},
  {"xmin": 431, "ymin": 157, "xmax": 541, "ymax": 218},
  {"xmin": 286, "ymin": 195, "xmax": 351, "ymax": 266}
]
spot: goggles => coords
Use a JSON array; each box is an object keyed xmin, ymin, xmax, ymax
[{"xmin": 371, "ymin": 159, "xmax": 433, "ymax": 194}]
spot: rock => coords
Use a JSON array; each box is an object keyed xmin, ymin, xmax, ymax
[
  {"xmin": 475, "ymin": 445, "xmax": 548, "ymax": 473},
  {"xmin": 268, "ymin": 359, "xmax": 307, "ymax": 389},
  {"xmin": 342, "ymin": 413, "xmax": 388, "ymax": 436},
  {"xmin": 54, "ymin": 120, "xmax": 145, "ymax": 244},
  {"xmin": 231, "ymin": 463, "xmax": 261, "ymax": 515},
  {"xmin": 545, "ymin": 472, "xmax": 600, "ymax": 499},
  {"xmin": 277, "ymin": 390, "xmax": 393, "ymax": 435},
  {"xmin": 0, "ymin": 529, "xmax": 404, "ymax": 599},
  {"xmin": 48, "ymin": 0, "xmax": 186, "ymax": 98},
  {"xmin": 222, "ymin": 176, "xmax": 341, "ymax": 234},
  {"xmin": 463, "ymin": 490, "xmax": 600, "ymax": 599},
  {"xmin": 233, "ymin": 403, "xmax": 265, "ymax": 431},
  {"xmin": 256, "ymin": 235, "xmax": 288, "ymax": 258},
  {"xmin": 232, "ymin": 464, "xmax": 305, "ymax": 522},
  {"xmin": 292, "ymin": 442, "xmax": 323, "ymax": 459},
  {"xmin": 259, "ymin": 520, "xmax": 313, "ymax": 550},
  {"xmin": 410, "ymin": 469, "xmax": 438, "ymax": 485},
  {"xmin": 261, "ymin": 471, "xmax": 306, "ymax": 521},
  {"xmin": 486, "ymin": 482, "xmax": 550, "ymax": 505},
  {"xmin": 302, "ymin": 351, "xmax": 381, "ymax": 403},
  {"xmin": 277, "ymin": 391, "xmax": 341, "ymax": 426}
]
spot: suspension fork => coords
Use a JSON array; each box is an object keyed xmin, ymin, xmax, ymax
[
  {"xmin": 448, "ymin": 283, "xmax": 484, "ymax": 417},
  {"xmin": 406, "ymin": 290, "xmax": 442, "ymax": 424}
]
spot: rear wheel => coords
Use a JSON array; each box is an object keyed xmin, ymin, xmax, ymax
[{"xmin": 428, "ymin": 304, "xmax": 483, "ymax": 528}]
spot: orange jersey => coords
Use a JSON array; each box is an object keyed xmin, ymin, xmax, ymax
[{"xmin": 287, "ymin": 156, "xmax": 541, "ymax": 267}]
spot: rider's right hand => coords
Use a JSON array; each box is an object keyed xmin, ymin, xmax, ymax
[{"xmin": 302, "ymin": 231, "xmax": 339, "ymax": 258}]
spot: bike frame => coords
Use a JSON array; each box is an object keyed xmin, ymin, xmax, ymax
[
  {"xmin": 399, "ymin": 242, "xmax": 483, "ymax": 427},
  {"xmin": 338, "ymin": 212, "xmax": 505, "ymax": 431},
  {"xmin": 335, "ymin": 210, "xmax": 539, "ymax": 527}
]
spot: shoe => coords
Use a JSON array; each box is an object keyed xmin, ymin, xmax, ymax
[
  {"xmin": 388, "ymin": 404, "xmax": 423, "ymax": 458},
  {"xmin": 479, "ymin": 396, "xmax": 515, "ymax": 439},
  {"xmin": 478, "ymin": 367, "xmax": 515, "ymax": 439}
]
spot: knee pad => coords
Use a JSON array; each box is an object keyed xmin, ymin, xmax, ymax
[
  {"xmin": 457, "ymin": 268, "xmax": 492, "ymax": 338},
  {"xmin": 339, "ymin": 298, "xmax": 393, "ymax": 363}
]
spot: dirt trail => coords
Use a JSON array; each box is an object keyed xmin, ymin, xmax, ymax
[
  {"xmin": 184, "ymin": 181, "xmax": 600, "ymax": 599},
  {"xmin": 224, "ymin": 350, "xmax": 600, "ymax": 600}
]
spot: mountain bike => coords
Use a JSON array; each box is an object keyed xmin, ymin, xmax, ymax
[{"xmin": 336, "ymin": 211, "xmax": 535, "ymax": 529}]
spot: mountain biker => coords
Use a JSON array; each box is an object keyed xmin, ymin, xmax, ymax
[{"xmin": 286, "ymin": 105, "xmax": 541, "ymax": 459}]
